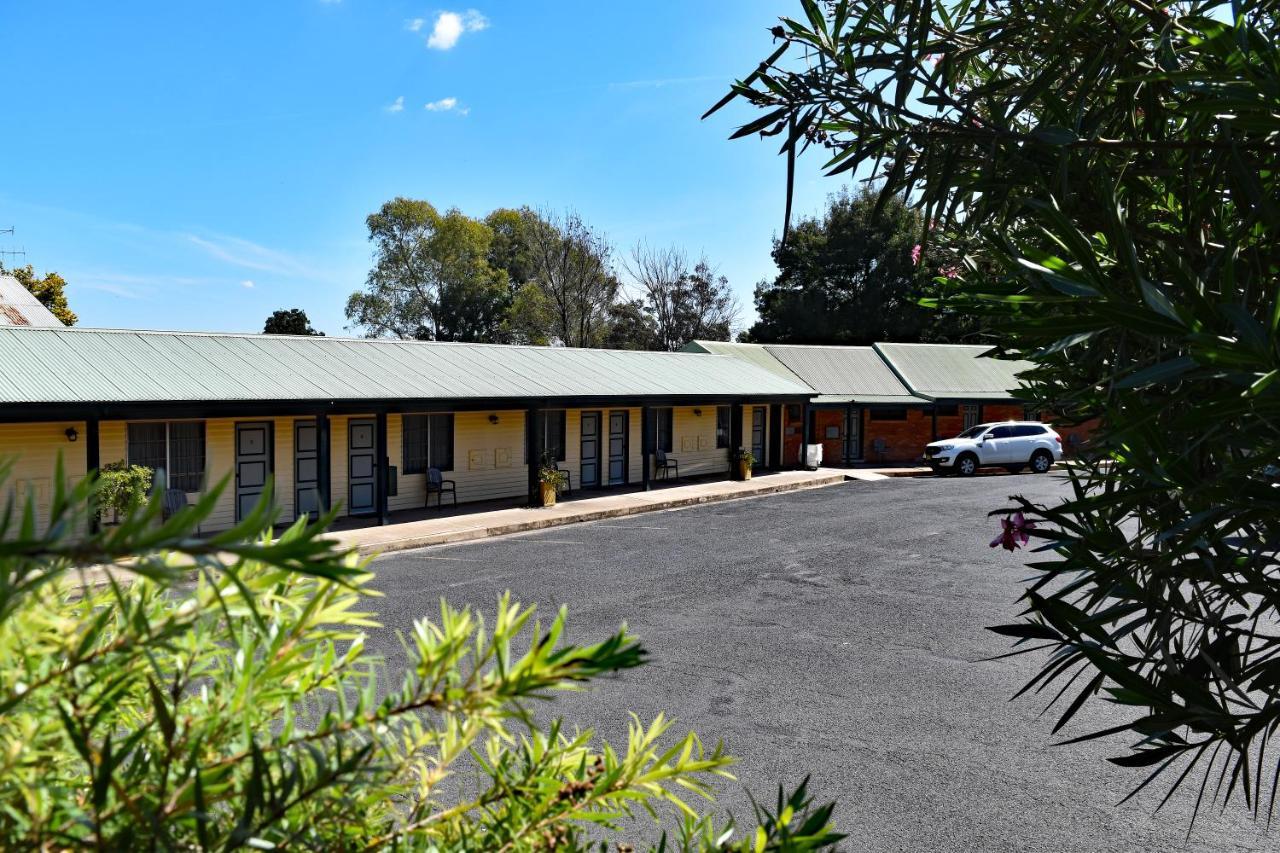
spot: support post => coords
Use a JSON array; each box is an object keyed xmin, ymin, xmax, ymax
[
  {"xmin": 526, "ymin": 406, "xmax": 544, "ymax": 506},
  {"xmin": 86, "ymin": 416, "xmax": 100, "ymax": 533},
  {"xmin": 640, "ymin": 405, "xmax": 652, "ymax": 491},
  {"xmin": 801, "ymin": 403, "xmax": 812, "ymax": 469},
  {"xmin": 769, "ymin": 404, "xmax": 783, "ymax": 470},
  {"xmin": 931, "ymin": 405, "xmax": 938, "ymax": 441},
  {"xmin": 316, "ymin": 413, "xmax": 331, "ymax": 513},
  {"xmin": 375, "ymin": 411, "xmax": 389, "ymax": 525},
  {"xmin": 730, "ymin": 404, "xmax": 744, "ymax": 479}
]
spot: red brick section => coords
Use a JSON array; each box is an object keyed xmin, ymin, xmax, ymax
[
  {"xmin": 861, "ymin": 408, "xmax": 936, "ymax": 463},
  {"xmin": 780, "ymin": 401, "xmax": 1097, "ymax": 466}
]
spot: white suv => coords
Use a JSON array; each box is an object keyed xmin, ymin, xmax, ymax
[{"xmin": 924, "ymin": 421, "xmax": 1062, "ymax": 476}]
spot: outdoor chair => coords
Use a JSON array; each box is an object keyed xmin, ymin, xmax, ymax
[
  {"xmin": 655, "ymin": 448, "xmax": 679, "ymax": 480},
  {"xmin": 871, "ymin": 438, "xmax": 888, "ymax": 462},
  {"xmin": 161, "ymin": 488, "xmax": 199, "ymax": 534},
  {"xmin": 426, "ymin": 467, "xmax": 457, "ymax": 510},
  {"xmin": 555, "ymin": 466, "xmax": 572, "ymax": 495}
]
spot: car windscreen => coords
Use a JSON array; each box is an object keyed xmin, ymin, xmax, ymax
[{"xmin": 957, "ymin": 425, "xmax": 988, "ymax": 439}]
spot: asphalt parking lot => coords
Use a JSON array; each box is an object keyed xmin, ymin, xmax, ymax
[{"xmin": 365, "ymin": 472, "xmax": 1270, "ymax": 852}]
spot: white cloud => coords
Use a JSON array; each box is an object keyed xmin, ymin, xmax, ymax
[
  {"xmin": 385, "ymin": 95, "xmax": 405, "ymax": 113},
  {"xmin": 187, "ymin": 233, "xmax": 322, "ymax": 279},
  {"xmin": 406, "ymin": 17, "xmax": 426, "ymax": 32},
  {"xmin": 425, "ymin": 9, "xmax": 488, "ymax": 50},
  {"xmin": 241, "ymin": 279, "xmax": 255, "ymax": 289},
  {"xmin": 424, "ymin": 96, "xmax": 467, "ymax": 115}
]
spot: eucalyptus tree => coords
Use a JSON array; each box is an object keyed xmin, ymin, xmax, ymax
[
  {"xmin": 345, "ymin": 198, "xmax": 510, "ymax": 342},
  {"xmin": 625, "ymin": 244, "xmax": 738, "ymax": 351},
  {"xmin": 714, "ymin": 0, "xmax": 1280, "ymax": 821},
  {"xmin": 522, "ymin": 208, "xmax": 618, "ymax": 348}
]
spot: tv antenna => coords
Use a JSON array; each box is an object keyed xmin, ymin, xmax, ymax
[{"xmin": 0, "ymin": 227, "xmax": 27, "ymax": 264}]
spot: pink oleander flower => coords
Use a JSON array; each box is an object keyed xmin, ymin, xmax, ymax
[
  {"xmin": 990, "ymin": 511, "xmax": 1036, "ymax": 552},
  {"xmin": 911, "ymin": 244, "xmax": 922, "ymax": 266}
]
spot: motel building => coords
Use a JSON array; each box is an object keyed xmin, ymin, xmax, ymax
[{"xmin": 0, "ymin": 325, "xmax": 814, "ymax": 533}]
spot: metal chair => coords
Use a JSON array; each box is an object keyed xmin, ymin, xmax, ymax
[
  {"xmin": 162, "ymin": 487, "xmax": 188, "ymax": 520},
  {"xmin": 161, "ymin": 487, "xmax": 200, "ymax": 534},
  {"xmin": 426, "ymin": 467, "xmax": 457, "ymax": 509},
  {"xmin": 872, "ymin": 438, "xmax": 888, "ymax": 462},
  {"xmin": 655, "ymin": 448, "xmax": 679, "ymax": 480},
  {"xmin": 555, "ymin": 466, "xmax": 572, "ymax": 495}
]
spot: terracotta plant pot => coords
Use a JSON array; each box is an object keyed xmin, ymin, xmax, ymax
[
  {"xmin": 738, "ymin": 461, "xmax": 753, "ymax": 481},
  {"xmin": 539, "ymin": 482, "xmax": 558, "ymax": 507}
]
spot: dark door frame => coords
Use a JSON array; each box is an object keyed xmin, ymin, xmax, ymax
[
  {"xmin": 607, "ymin": 410, "xmax": 629, "ymax": 486},
  {"xmin": 750, "ymin": 406, "xmax": 766, "ymax": 468},
  {"xmin": 234, "ymin": 421, "xmax": 274, "ymax": 523},
  {"xmin": 294, "ymin": 418, "xmax": 321, "ymax": 521},
  {"xmin": 844, "ymin": 406, "xmax": 863, "ymax": 464},
  {"xmin": 580, "ymin": 410, "xmax": 602, "ymax": 489},
  {"xmin": 347, "ymin": 417, "xmax": 378, "ymax": 517}
]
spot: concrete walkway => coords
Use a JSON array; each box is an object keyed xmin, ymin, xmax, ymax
[{"xmin": 329, "ymin": 468, "xmax": 851, "ymax": 556}]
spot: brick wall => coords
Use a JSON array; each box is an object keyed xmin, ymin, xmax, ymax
[{"xmin": 861, "ymin": 408, "xmax": 935, "ymax": 463}]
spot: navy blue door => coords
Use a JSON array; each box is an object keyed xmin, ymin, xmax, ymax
[
  {"xmin": 235, "ymin": 422, "xmax": 272, "ymax": 522},
  {"xmin": 295, "ymin": 419, "xmax": 321, "ymax": 520},
  {"xmin": 348, "ymin": 419, "xmax": 376, "ymax": 516},
  {"xmin": 581, "ymin": 412, "xmax": 601, "ymax": 488},
  {"xmin": 608, "ymin": 411, "xmax": 628, "ymax": 485}
]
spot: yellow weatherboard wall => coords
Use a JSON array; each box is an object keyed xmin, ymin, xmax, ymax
[
  {"xmin": 670, "ymin": 407, "xmax": 731, "ymax": 477},
  {"xmin": 388, "ymin": 410, "xmax": 528, "ymax": 512},
  {"xmin": 0, "ymin": 421, "xmax": 88, "ymax": 531}
]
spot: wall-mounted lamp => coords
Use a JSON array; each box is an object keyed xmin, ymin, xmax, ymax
[
  {"xmin": 693, "ymin": 408, "xmax": 702, "ymax": 417},
  {"xmin": 488, "ymin": 414, "xmax": 499, "ymax": 425},
  {"xmin": 64, "ymin": 427, "xmax": 78, "ymax": 443}
]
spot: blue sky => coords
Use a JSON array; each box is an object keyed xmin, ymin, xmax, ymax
[{"xmin": 1, "ymin": 2, "xmax": 838, "ymax": 335}]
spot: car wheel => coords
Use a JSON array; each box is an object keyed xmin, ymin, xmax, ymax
[
  {"xmin": 956, "ymin": 453, "xmax": 979, "ymax": 477},
  {"xmin": 1030, "ymin": 450, "xmax": 1053, "ymax": 473},
  {"xmin": 1004, "ymin": 465, "xmax": 1025, "ymax": 474}
]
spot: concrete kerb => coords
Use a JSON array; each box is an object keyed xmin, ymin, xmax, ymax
[
  {"xmin": 70, "ymin": 472, "xmax": 854, "ymax": 584},
  {"xmin": 336, "ymin": 472, "xmax": 851, "ymax": 557}
]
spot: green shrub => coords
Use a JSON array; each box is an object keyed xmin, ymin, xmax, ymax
[
  {"xmin": 95, "ymin": 460, "xmax": 152, "ymax": 524},
  {"xmin": 0, "ymin": 472, "xmax": 841, "ymax": 850}
]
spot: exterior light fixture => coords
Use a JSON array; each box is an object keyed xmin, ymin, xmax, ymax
[
  {"xmin": 65, "ymin": 427, "xmax": 78, "ymax": 442},
  {"xmin": 488, "ymin": 414, "xmax": 499, "ymax": 424},
  {"xmin": 693, "ymin": 408, "xmax": 702, "ymax": 416}
]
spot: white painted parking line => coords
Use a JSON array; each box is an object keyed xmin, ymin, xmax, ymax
[
  {"xmin": 514, "ymin": 539, "xmax": 584, "ymax": 545},
  {"xmin": 416, "ymin": 555, "xmax": 482, "ymax": 562},
  {"xmin": 447, "ymin": 573, "xmax": 515, "ymax": 588}
]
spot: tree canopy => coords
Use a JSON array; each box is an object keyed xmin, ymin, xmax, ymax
[
  {"xmin": 626, "ymin": 245, "xmax": 737, "ymax": 351},
  {"xmin": 719, "ymin": 0, "xmax": 1280, "ymax": 821},
  {"xmin": 263, "ymin": 308, "xmax": 324, "ymax": 336},
  {"xmin": 742, "ymin": 187, "xmax": 929, "ymax": 345},
  {"xmin": 345, "ymin": 198, "xmax": 510, "ymax": 342},
  {"xmin": 0, "ymin": 262, "xmax": 76, "ymax": 326}
]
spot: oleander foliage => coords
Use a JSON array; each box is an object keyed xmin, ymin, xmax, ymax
[
  {"xmin": 0, "ymin": 467, "xmax": 841, "ymax": 850},
  {"xmin": 715, "ymin": 0, "xmax": 1280, "ymax": 823}
]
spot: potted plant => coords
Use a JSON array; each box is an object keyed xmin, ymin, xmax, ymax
[
  {"xmin": 96, "ymin": 461, "xmax": 153, "ymax": 525},
  {"xmin": 536, "ymin": 454, "xmax": 568, "ymax": 507},
  {"xmin": 734, "ymin": 448, "xmax": 756, "ymax": 481}
]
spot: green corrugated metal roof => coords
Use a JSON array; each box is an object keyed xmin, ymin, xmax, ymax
[
  {"xmin": 0, "ymin": 327, "xmax": 813, "ymax": 405},
  {"xmin": 681, "ymin": 340, "xmax": 804, "ymax": 383},
  {"xmin": 762, "ymin": 344, "xmax": 926, "ymax": 404},
  {"xmin": 873, "ymin": 342, "xmax": 1030, "ymax": 401}
]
